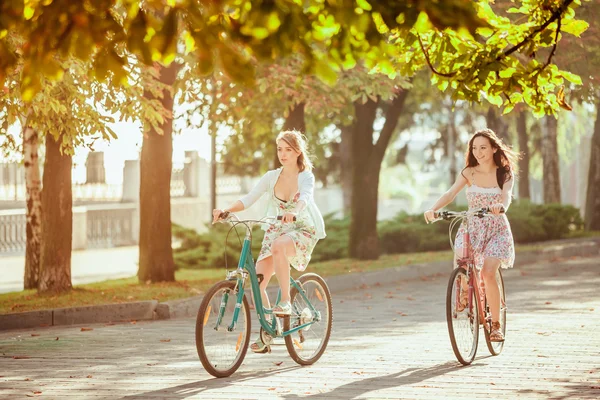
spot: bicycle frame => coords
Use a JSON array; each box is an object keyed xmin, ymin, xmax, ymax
[
  {"xmin": 455, "ymin": 229, "xmax": 502, "ymax": 329},
  {"xmin": 216, "ymin": 232, "xmax": 321, "ymax": 338}
]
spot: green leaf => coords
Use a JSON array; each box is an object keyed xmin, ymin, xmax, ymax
[
  {"xmin": 314, "ymin": 59, "xmax": 338, "ymax": 86},
  {"xmin": 559, "ymin": 71, "xmax": 582, "ymax": 85},
  {"xmin": 499, "ymin": 68, "xmax": 516, "ymax": 79},
  {"xmin": 356, "ymin": 0, "xmax": 372, "ymax": 11},
  {"xmin": 561, "ymin": 19, "xmax": 589, "ymax": 37}
]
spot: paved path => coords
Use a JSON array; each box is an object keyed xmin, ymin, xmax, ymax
[
  {"xmin": 0, "ymin": 247, "xmax": 138, "ymax": 293},
  {"xmin": 0, "ymin": 256, "xmax": 599, "ymax": 399}
]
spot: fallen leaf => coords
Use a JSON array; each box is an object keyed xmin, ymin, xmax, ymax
[
  {"xmin": 490, "ymin": 383, "xmax": 496, "ymax": 385},
  {"xmin": 13, "ymin": 356, "xmax": 30, "ymax": 359},
  {"xmin": 33, "ymin": 391, "xmax": 42, "ymax": 395},
  {"xmin": 69, "ymin": 376, "xmax": 77, "ymax": 378},
  {"xmin": 160, "ymin": 339, "xmax": 171, "ymax": 343},
  {"xmin": 268, "ymin": 388, "xmax": 276, "ymax": 391},
  {"xmin": 86, "ymin": 375, "xmax": 93, "ymax": 378},
  {"xmin": 147, "ymin": 363, "xmax": 158, "ymax": 366},
  {"xmin": 80, "ymin": 327, "xmax": 93, "ymax": 332},
  {"xmin": 273, "ymin": 361, "xmax": 283, "ymax": 366},
  {"xmin": 406, "ymin": 296, "xmax": 415, "ymax": 301},
  {"xmin": 24, "ymin": 378, "xmax": 31, "ymax": 381},
  {"xmin": 130, "ymin": 321, "xmax": 137, "ymax": 324},
  {"xmin": 30, "ymin": 334, "xmax": 40, "ymax": 337},
  {"xmin": 590, "ymin": 308, "xmax": 595, "ymax": 311},
  {"xmin": 55, "ymin": 337, "xmax": 59, "ymax": 341},
  {"xmin": 545, "ymin": 302, "xmax": 552, "ymax": 305},
  {"xmin": 374, "ymin": 282, "xmax": 381, "ymax": 287}
]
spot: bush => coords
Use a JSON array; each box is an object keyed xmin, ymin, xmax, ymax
[
  {"xmin": 172, "ymin": 223, "xmax": 264, "ymax": 270},
  {"xmin": 311, "ymin": 214, "xmax": 350, "ymax": 262},
  {"xmin": 171, "ymin": 202, "xmax": 586, "ymax": 268}
]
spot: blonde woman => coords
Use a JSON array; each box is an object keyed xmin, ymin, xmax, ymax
[{"xmin": 212, "ymin": 130, "xmax": 326, "ymax": 353}]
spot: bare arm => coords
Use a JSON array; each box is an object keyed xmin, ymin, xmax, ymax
[
  {"xmin": 501, "ymin": 178, "xmax": 514, "ymax": 211},
  {"xmin": 428, "ymin": 172, "xmax": 469, "ymax": 212}
]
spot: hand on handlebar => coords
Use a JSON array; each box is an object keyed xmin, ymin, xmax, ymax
[
  {"xmin": 488, "ymin": 203, "xmax": 506, "ymax": 215},
  {"xmin": 424, "ymin": 209, "xmax": 437, "ymax": 224},
  {"xmin": 280, "ymin": 212, "xmax": 297, "ymax": 223},
  {"xmin": 212, "ymin": 209, "xmax": 230, "ymax": 224}
]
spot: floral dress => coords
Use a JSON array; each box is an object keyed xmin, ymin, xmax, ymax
[
  {"xmin": 454, "ymin": 185, "xmax": 515, "ymax": 270},
  {"xmin": 256, "ymin": 191, "xmax": 319, "ymax": 271}
]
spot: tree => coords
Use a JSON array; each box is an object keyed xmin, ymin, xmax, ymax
[
  {"xmin": 552, "ymin": 0, "xmax": 599, "ymax": 226},
  {"xmin": 138, "ymin": 63, "xmax": 181, "ymax": 283},
  {"xmin": 38, "ymin": 129, "xmax": 73, "ymax": 293},
  {"xmin": 541, "ymin": 115, "xmax": 562, "ymax": 203},
  {"xmin": 1, "ymin": 0, "xmax": 588, "ymax": 116},
  {"xmin": 22, "ymin": 123, "xmax": 42, "ymax": 289},
  {"xmin": 586, "ymin": 99, "xmax": 600, "ymax": 230},
  {"xmin": 516, "ymin": 109, "xmax": 531, "ymax": 199},
  {"xmin": 0, "ymin": 47, "xmax": 166, "ymax": 292}
]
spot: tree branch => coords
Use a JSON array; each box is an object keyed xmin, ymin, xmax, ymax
[
  {"xmin": 500, "ymin": 0, "xmax": 572, "ymax": 59},
  {"xmin": 417, "ymin": 34, "xmax": 457, "ymax": 78},
  {"xmin": 374, "ymin": 89, "xmax": 409, "ymax": 160}
]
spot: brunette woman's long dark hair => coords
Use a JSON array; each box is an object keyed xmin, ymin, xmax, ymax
[{"xmin": 463, "ymin": 129, "xmax": 520, "ymax": 189}]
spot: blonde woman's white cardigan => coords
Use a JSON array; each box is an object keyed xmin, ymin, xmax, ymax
[{"xmin": 239, "ymin": 168, "xmax": 326, "ymax": 239}]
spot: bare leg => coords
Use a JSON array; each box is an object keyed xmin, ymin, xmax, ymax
[
  {"xmin": 271, "ymin": 235, "xmax": 296, "ymax": 304},
  {"xmin": 255, "ymin": 257, "xmax": 274, "ymax": 310},
  {"xmin": 482, "ymin": 257, "xmax": 502, "ymax": 323},
  {"xmin": 251, "ymin": 257, "xmax": 274, "ymax": 352}
]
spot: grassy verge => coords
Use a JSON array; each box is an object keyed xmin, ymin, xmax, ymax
[{"xmin": 0, "ymin": 239, "xmax": 594, "ymax": 315}]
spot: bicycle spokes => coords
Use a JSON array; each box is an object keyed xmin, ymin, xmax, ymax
[
  {"xmin": 284, "ymin": 274, "xmax": 333, "ymax": 365},
  {"xmin": 446, "ymin": 267, "xmax": 479, "ymax": 365},
  {"xmin": 196, "ymin": 281, "xmax": 251, "ymax": 378}
]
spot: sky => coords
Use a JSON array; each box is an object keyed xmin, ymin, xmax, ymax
[{"xmin": 2, "ymin": 116, "xmax": 213, "ymax": 185}]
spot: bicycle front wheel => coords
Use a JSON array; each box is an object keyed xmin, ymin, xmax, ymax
[
  {"xmin": 195, "ymin": 280, "xmax": 251, "ymax": 378},
  {"xmin": 284, "ymin": 273, "xmax": 333, "ymax": 365},
  {"xmin": 446, "ymin": 267, "xmax": 479, "ymax": 365},
  {"xmin": 485, "ymin": 269, "xmax": 506, "ymax": 355}
]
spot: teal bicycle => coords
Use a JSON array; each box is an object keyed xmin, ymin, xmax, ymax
[{"xmin": 195, "ymin": 212, "xmax": 333, "ymax": 378}]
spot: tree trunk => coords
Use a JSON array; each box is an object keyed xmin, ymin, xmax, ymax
[
  {"xmin": 349, "ymin": 90, "xmax": 409, "ymax": 260},
  {"xmin": 486, "ymin": 107, "xmax": 509, "ymax": 142},
  {"xmin": 448, "ymin": 111, "xmax": 457, "ymax": 185},
  {"xmin": 138, "ymin": 63, "xmax": 180, "ymax": 283},
  {"xmin": 38, "ymin": 132, "xmax": 72, "ymax": 293},
  {"xmin": 273, "ymin": 102, "xmax": 306, "ymax": 169},
  {"xmin": 339, "ymin": 124, "xmax": 353, "ymax": 216},
  {"xmin": 541, "ymin": 115, "xmax": 561, "ymax": 204},
  {"xmin": 585, "ymin": 101, "xmax": 600, "ymax": 230},
  {"xmin": 23, "ymin": 126, "xmax": 42, "ymax": 289},
  {"xmin": 516, "ymin": 110, "xmax": 530, "ymax": 200}
]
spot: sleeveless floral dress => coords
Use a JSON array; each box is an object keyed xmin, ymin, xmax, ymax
[
  {"xmin": 256, "ymin": 191, "xmax": 319, "ymax": 271},
  {"xmin": 454, "ymin": 185, "xmax": 515, "ymax": 270}
]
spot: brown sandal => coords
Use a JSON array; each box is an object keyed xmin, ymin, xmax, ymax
[
  {"xmin": 489, "ymin": 321, "xmax": 505, "ymax": 342},
  {"xmin": 456, "ymin": 289, "xmax": 469, "ymax": 312}
]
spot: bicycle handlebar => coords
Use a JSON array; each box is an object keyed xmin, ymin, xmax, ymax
[
  {"xmin": 215, "ymin": 211, "xmax": 296, "ymax": 224},
  {"xmin": 430, "ymin": 206, "xmax": 505, "ymax": 223}
]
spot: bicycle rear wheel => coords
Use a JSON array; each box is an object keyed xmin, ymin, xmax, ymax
[
  {"xmin": 195, "ymin": 280, "xmax": 251, "ymax": 378},
  {"xmin": 485, "ymin": 269, "xmax": 506, "ymax": 355},
  {"xmin": 284, "ymin": 273, "xmax": 333, "ymax": 365},
  {"xmin": 446, "ymin": 267, "xmax": 479, "ymax": 365}
]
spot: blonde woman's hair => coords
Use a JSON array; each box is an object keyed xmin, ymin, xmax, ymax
[{"xmin": 276, "ymin": 130, "xmax": 313, "ymax": 172}]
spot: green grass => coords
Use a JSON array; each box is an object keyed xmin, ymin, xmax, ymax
[{"xmin": 1, "ymin": 240, "xmax": 595, "ymax": 315}]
